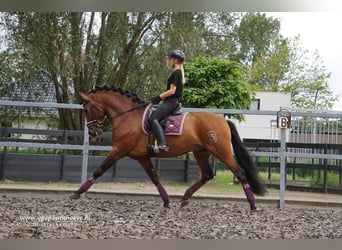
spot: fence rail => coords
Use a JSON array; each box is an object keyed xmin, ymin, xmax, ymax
[
  {"xmin": 1, "ymin": 127, "xmax": 342, "ymax": 193},
  {"xmin": 0, "ymin": 127, "xmax": 198, "ymax": 183},
  {"xmin": 245, "ymin": 141, "xmax": 342, "ymax": 193},
  {"xmin": 1, "ymin": 99, "xmax": 342, "ymax": 206}
]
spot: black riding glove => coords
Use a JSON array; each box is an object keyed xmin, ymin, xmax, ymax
[{"xmin": 151, "ymin": 95, "xmax": 162, "ymax": 104}]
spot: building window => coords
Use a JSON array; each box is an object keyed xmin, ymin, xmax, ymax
[{"xmin": 250, "ymin": 99, "xmax": 260, "ymax": 110}]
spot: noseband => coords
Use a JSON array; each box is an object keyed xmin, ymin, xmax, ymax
[
  {"xmin": 86, "ymin": 118, "xmax": 105, "ymax": 130},
  {"xmin": 85, "ymin": 99, "xmax": 107, "ymax": 130}
]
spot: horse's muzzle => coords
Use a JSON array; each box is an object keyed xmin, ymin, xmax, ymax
[
  {"xmin": 87, "ymin": 120, "xmax": 104, "ymax": 137},
  {"xmin": 88, "ymin": 128, "xmax": 103, "ymax": 137}
]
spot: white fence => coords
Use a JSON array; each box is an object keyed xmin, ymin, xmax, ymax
[{"xmin": 1, "ymin": 100, "xmax": 342, "ymax": 208}]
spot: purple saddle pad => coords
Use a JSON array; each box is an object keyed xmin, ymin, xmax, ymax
[{"xmin": 142, "ymin": 104, "xmax": 188, "ymax": 135}]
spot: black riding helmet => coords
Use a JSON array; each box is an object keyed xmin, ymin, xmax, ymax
[{"xmin": 167, "ymin": 50, "xmax": 185, "ymax": 63}]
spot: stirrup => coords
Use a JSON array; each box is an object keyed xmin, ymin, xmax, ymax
[
  {"xmin": 153, "ymin": 144, "xmax": 169, "ymax": 153},
  {"xmin": 158, "ymin": 144, "xmax": 169, "ymax": 152}
]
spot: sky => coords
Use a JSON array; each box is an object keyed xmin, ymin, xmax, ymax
[{"xmin": 266, "ymin": 12, "xmax": 342, "ymax": 111}]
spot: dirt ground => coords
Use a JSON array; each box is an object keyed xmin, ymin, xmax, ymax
[
  {"xmin": 0, "ymin": 181, "xmax": 341, "ymax": 239},
  {"xmin": 1, "ymin": 180, "xmax": 341, "ymax": 205},
  {"xmin": 1, "ymin": 196, "xmax": 341, "ymax": 239}
]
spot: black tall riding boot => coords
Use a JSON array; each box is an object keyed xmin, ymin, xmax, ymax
[{"xmin": 151, "ymin": 119, "xmax": 169, "ymax": 152}]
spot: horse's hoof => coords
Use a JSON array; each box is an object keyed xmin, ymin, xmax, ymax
[
  {"xmin": 250, "ymin": 204, "xmax": 259, "ymax": 211},
  {"xmin": 69, "ymin": 193, "xmax": 81, "ymax": 199},
  {"xmin": 163, "ymin": 201, "xmax": 170, "ymax": 208},
  {"xmin": 180, "ymin": 199, "xmax": 189, "ymax": 208}
]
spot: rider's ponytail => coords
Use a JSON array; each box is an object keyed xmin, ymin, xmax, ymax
[{"xmin": 181, "ymin": 64, "xmax": 185, "ymax": 84}]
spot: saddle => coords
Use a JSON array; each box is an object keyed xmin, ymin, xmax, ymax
[{"xmin": 142, "ymin": 103, "xmax": 188, "ymax": 136}]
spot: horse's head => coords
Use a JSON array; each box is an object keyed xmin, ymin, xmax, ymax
[{"xmin": 80, "ymin": 92, "xmax": 106, "ymax": 137}]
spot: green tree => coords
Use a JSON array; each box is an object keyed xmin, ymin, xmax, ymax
[
  {"xmin": 1, "ymin": 12, "xmax": 240, "ymax": 109},
  {"xmin": 231, "ymin": 13, "xmax": 336, "ymax": 110},
  {"xmin": 1, "ymin": 11, "xmax": 338, "ymax": 132},
  {"xmin": 231, "ymin": 13, "xmax": 283, "ymax": 67},
  {"xmin": 130, "ymin": 12, "xmax": 238, "ymax": 100},
  {"xmin": 281, "ymin": 36, "xmax": 337, "ymax": 109},
  {"xmin": 249, "ymin": 39, "xmax": 291, "ymax": 91},
  {"xmin": 0, "ymin": 50, "xmax": 17, "ymax": 127},
  {"xmin": 2, "ymin": 12, "xmax": 166, "ymax": 130},
  {"xmin": 183, "ymin": 56, "xmax": 253, "ymax": 121},
  {"xmin": 230, "ymin": 13, "xmax": 291, "ymax": 91}
]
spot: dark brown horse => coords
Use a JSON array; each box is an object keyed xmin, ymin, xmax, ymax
[{"xmin": 70, "ymin": 86, "xmax": 266, "ymax": 210}]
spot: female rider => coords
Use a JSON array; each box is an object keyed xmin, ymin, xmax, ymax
[{"xmin": 149, "ymin": 50, "xmax": 186, "ymax": 152}]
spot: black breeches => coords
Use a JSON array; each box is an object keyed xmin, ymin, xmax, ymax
[{"xmin": 149, "ymin": 98, "xmax": 179, "ymax": 124}]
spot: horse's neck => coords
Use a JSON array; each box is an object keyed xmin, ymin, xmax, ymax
[
  {"xmin": 104, "ymin": 96, "xmax": 131, "ymax": 114},
  {"xmin": 107, "ymin": 100, "xmax": 144, "ymax": 121}
]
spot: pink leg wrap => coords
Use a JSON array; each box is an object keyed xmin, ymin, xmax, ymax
[
  {"xmin": 242, "ymin": 183, "xmax": 256, "ymax": 206},
  {"xmin": 79, "ymin": 176, "xmax": 96, "ymax": 193},
  {"xmin": 183, "ymin": 180, "xmax": 204, "ymax": 200},
  {"xmin": 157, "ymin": 184, "xmax": 169, "ymax": 202}
]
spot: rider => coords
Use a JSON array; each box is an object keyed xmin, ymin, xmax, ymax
[{"xmin": 149, "ymin": 49, "xmax": 186, "ymax": 152}]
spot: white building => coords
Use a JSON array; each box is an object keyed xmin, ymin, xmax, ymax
[{"xmin": 233, "ymin": 91, "xmax": 291, "ymax": 141}]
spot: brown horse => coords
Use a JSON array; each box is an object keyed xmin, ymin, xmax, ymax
[{"xmin": 70, "ymin": 86, "xmax": 266, "ymax": 210}]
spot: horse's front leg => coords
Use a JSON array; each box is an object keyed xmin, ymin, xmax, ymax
[
  {"xmin": 138, "ymin": 158, "xmax": 170, "ymax": 208},
  {"xmin": 70, "ymin": 148, "xmax": 122, "ymax": 199}
]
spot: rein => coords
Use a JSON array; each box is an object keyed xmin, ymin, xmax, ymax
[
  {"xmin": 85, "ymin": 96, "xmax": 148, "ymax": 129},
  {"xmin": 108, "ymin": 102, "xmax": 149, "ymax": 121}
]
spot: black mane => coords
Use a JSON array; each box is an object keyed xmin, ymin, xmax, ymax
[{"xmin": 89, "ymin": 86, "xmax": 147, "ymax": 104}]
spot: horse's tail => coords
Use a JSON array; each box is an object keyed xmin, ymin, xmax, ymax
[{"xmin": 227, "ymin": 120, "xmax": 267, "ymax": 196}]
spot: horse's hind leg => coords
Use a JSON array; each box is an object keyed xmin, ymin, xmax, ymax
[
  {"xmin": 217, "ymin": 152, "xmax": 257, "ymax": 210},
  {"xmin": 181, "ymin": 149, "xmax": 214, "ymax": 207},
  {"xmin": 138, "ymin": 158, "xmax": 170, "ymax": 208}
]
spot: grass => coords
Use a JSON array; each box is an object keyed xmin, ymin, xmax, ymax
[
  {"xmin": 164, "ymin": 170, "xmax": 280, "ymax": 195},
  {"xmin": 0, "ymin": 171, "xmax": 279, "ymax": 196},
  {"xmin": 0, "ymin": 147, "xmax": 62, "ymax": 155},
  {"xmin": 0, "ymin": 169, "xmax": 340, "ymax": 195},
  {"xmin": 310, "ymin": 171, "xmax": 341, "ymax": 187}
]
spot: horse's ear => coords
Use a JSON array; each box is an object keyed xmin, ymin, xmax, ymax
[{"xmin": 79, "ymin": 93, "xmax": 88, "ymax": 103}]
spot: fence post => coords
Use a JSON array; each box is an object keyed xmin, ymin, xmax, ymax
[
  {"xmin": 60, "ymin": 129, "xmax": 68, "ymax": 181},
  {"xmin": 0, "ymin": 127, "xmax": 8, "ymax": 180},
  {"xmin": 279, "ymin": 128, "xmax": 287, "ymax": 209},
  {"xmin": 277, "ymin": 108, "xmax": 291, "ymax": 209},
  {"xmin": 81, "ymin": 119, "xmax": 89, "ymax": 198},
  {"xmin": 323, "ymin": 144, "xmax": 328, "ymax": 193}
]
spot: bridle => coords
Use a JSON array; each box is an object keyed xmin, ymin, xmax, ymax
[
  {"xmin": 84, "ymin": 96, "xmax": 148, "ymax": 130},
  {"xmin": 85, "ymin": 100, "xmax": 107, "ymax": 131}
]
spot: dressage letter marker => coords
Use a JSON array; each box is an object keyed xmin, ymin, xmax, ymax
[{"xmin": 278, "ymin": 117, "xmax": 289, "ymax": 129}]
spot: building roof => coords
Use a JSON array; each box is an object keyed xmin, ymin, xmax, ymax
[{"xmin": 1, "ymin": 81, "xmax": 57, "ymax": 103}]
